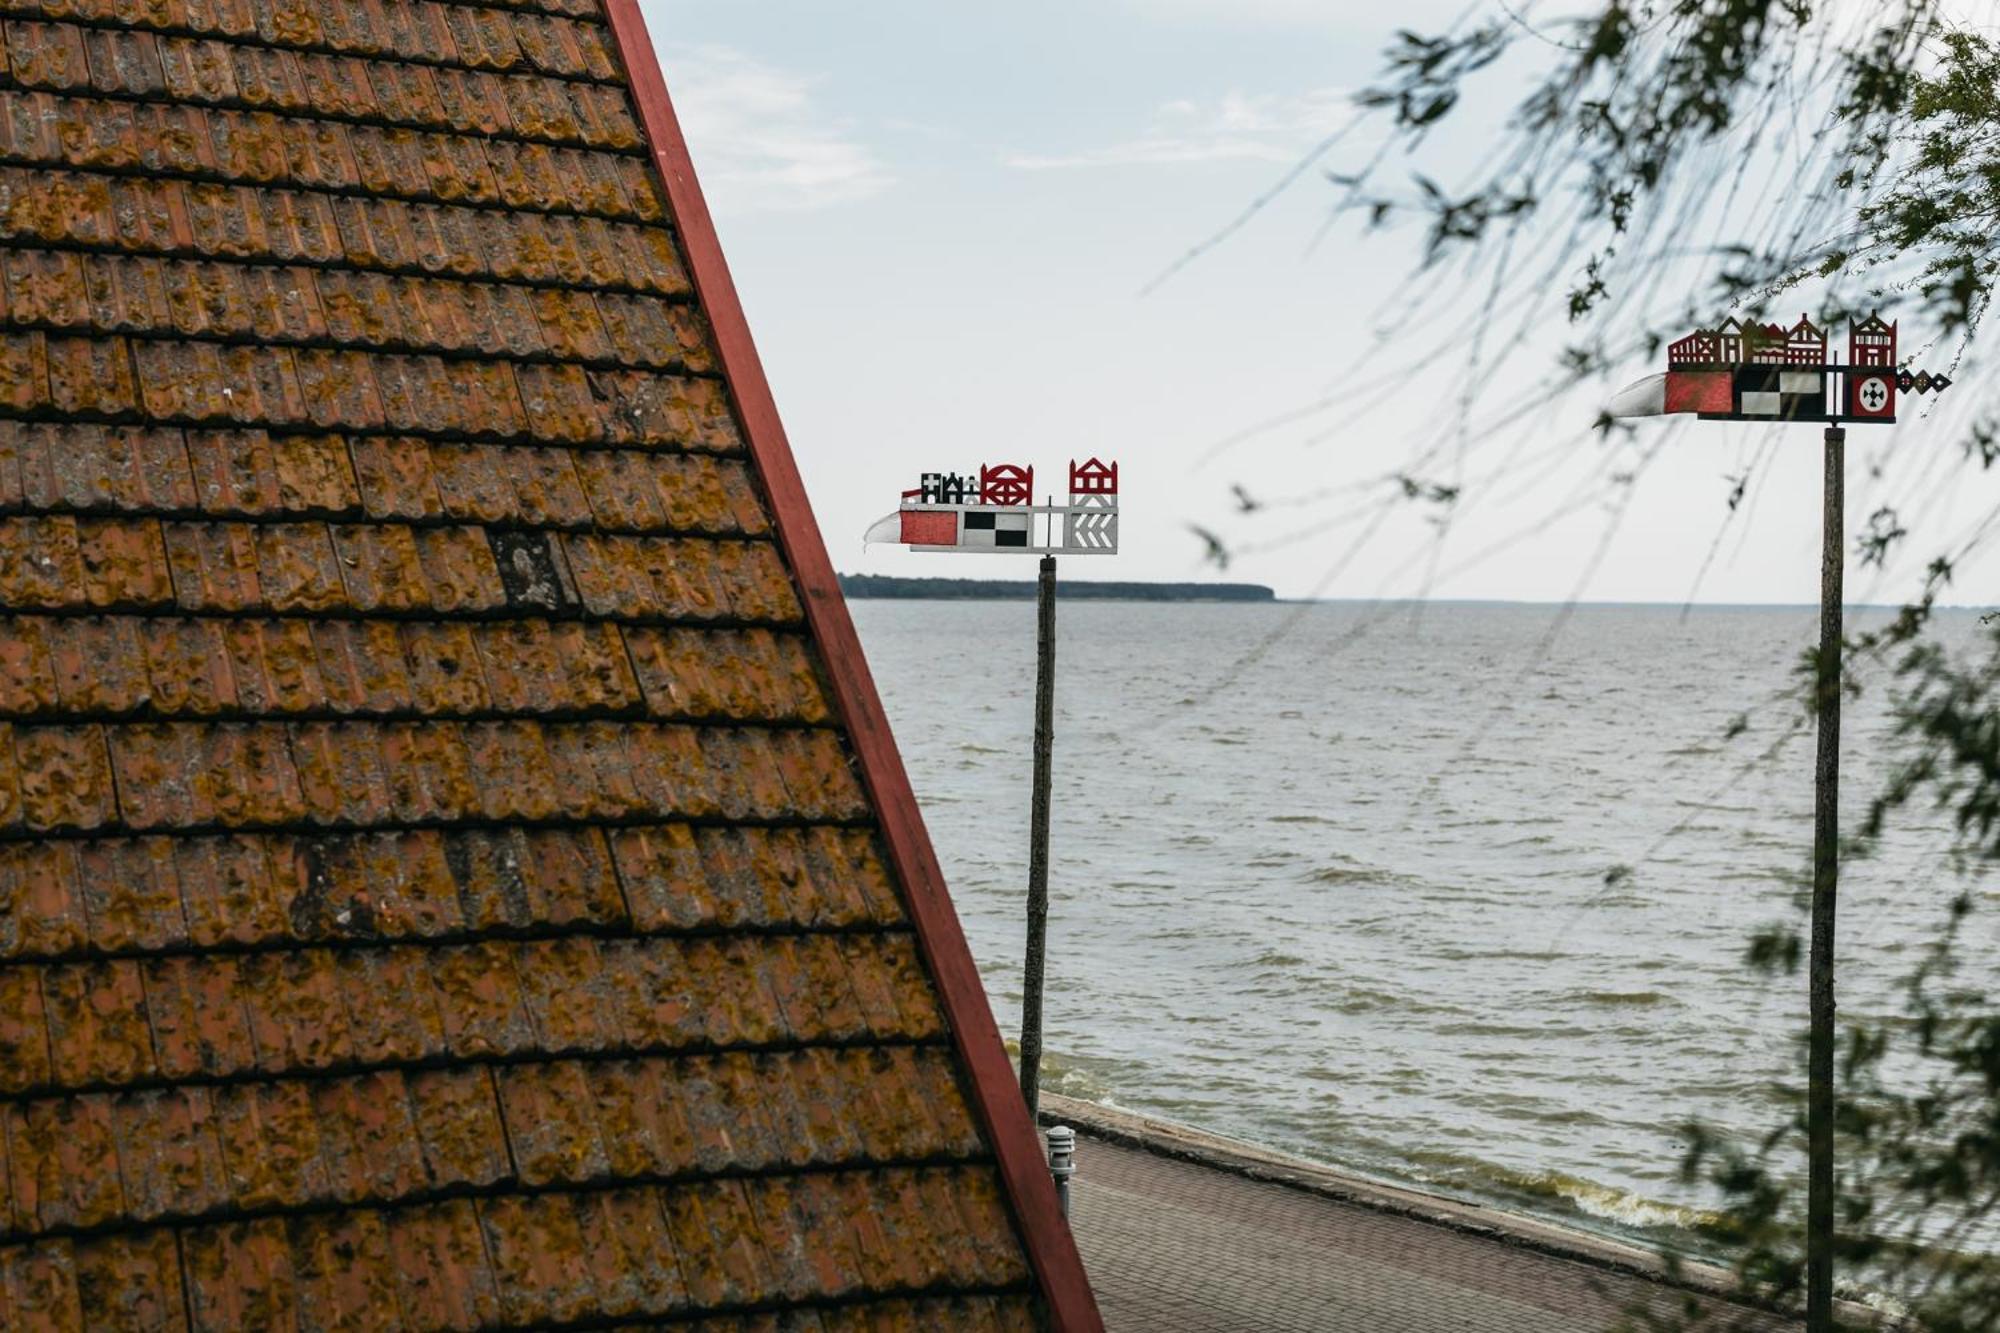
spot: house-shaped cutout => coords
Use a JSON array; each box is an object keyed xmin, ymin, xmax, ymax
[
  {"xmin": 1067, "ymin": 459, "xmax": 1118, "ymax": 501},
  {"xmin": 1782, "ymin": 315, "xmax": 1828, "ymax": 365},
  {"xmin": 1850, "ymin": 312, "xmax": 1898, "ymax": 367},
  {"xmin": 0, "ymin": 0, "xmax": 1098, "ymax": 1327}
]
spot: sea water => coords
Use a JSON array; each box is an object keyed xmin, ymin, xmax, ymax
[{"xmin": 851, "ymin": 599, "xmax": 1998, "ymax": 1247}]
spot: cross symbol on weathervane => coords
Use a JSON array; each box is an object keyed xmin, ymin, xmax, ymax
[{"xmin": 1861, "ymin": 379, "xmax": 1886, "ymax": 410}]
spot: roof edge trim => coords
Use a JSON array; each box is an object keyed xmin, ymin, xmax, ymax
[{"xmin": 595, "ymin": 6, "xmax": 1102, "ymax": 1328}]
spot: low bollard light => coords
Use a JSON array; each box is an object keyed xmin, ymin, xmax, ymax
[{"xmin": 1046, "ymin": 1125, "xmax": 1076, "ymax": 1219}]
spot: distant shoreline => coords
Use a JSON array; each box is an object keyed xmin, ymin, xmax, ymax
[
  {"xmin": 838, "ymin": 580, "xmax": 1990, "ymax": 612},
  {"xmin": 839, "ymin": 574, "xmax": 1277, "ymax": 602},
  {"xmin": 1303, "ymin": 598, "xmax": 1997, "ymax": 612}
]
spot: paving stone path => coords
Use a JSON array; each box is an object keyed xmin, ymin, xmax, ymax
[{"xmin": 1067, "ymin": 1133, "xmax": 1798, "ymax": 1333}]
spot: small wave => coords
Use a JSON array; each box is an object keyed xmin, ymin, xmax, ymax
[
  {"xmin": 1712, "ymin": 868, "xmax": 1793, "ymax": 884},
  {"xmin": 1300, "ymin": 857, "xmax": 1429, "ymax": 889},
  {"xmin": 1525, "ymin": 1172, "xmax": 1714, "ymax": 1232},
  {"xmin": 1432, "ymin": 1021, "xmax": 1554, "ymax": 1039},
  {"xmin": 1573, "ymin": 990, "xmax": 1671, "ymax": 1008},
  {"xmin": 1329, "ymin": 987, "xmax": 1457, "ymax": 1016},
  {"xmin": 1012, "ymin": 1043, "xmax": 1137, "ymax": 1106},
  {"xmin": 1303, "ymin": 865, "xmax": 1377, "ymax": 885},
  {"xmin": 1407, "ymin": 1149, "xmax": 1719, "ymax": 1234},
  {"xmin": 1578, "ymin": 893, "xmax": 1651, "ymax": 910},
  {"xmin": 1430, "ymin": 948, "xmax": 1564, "ymax": 963}
]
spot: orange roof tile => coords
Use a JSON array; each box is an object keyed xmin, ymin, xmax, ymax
[{"xmin": 0, "ymin": 0, "xmax": 1098, "ymax": 1324}]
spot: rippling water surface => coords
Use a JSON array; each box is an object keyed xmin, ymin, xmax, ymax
[{"xmin": 851, "ymin": 599, "xmax": 1997, "ymax": 1246}]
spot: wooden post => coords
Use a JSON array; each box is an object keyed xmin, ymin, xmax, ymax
[
  {"xmin": 1807, "ymin": 425, "xmax": 1844, "ymax": 1333},
  {"xmin": 1019, "ymin": 554, "xmax": 1058, "ymax": 1116}
]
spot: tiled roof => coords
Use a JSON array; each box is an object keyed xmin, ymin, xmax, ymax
[{"xmin": 0, "ymin": 0, "xmax": 1098, "ymax": 1325}]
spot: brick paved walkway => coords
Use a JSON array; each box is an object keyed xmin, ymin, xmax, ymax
[{"xmin": 1068, "ymin": 1132, "xmax": 1796, "ymax": 1333}]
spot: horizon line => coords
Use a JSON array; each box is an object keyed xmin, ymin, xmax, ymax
[{"xmin": 1284, "ymin": 596, "xmax": 1995, "ymax": 610}]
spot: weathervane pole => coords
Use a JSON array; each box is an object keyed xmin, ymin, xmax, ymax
[
  {"xmin": 1020, "ymin": 553, "xmax": 1058, "ymax": 1116},
  {"xmin": 1807, "ymin": 424, "xmax": 1844, "ymax": 1333}
]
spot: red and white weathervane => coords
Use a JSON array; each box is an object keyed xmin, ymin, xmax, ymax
[
  {"xmin": 1609, "ymin": 309, "xmax": 1953, "ymax": 1333},
  {"xmin": 860, "ymin": 456, "xmax": 1122, "ymax": 1130},
  {"xmin": 1607, "ymin": 311, "xmax": 1948, "ymax": 424},
  {"xmin": 864, "ymin": 458, "xmax": 1120, "ymax": 554}
]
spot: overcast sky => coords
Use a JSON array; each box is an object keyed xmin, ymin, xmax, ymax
[{"xmin": 640, "ymin": 0, "xmax": 1998, "ymax": 606}]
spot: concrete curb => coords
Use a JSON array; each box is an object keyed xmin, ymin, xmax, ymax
[{"xmin": 1038, "ymin": 1092, "xmax": 1891, "ymax": 1328}]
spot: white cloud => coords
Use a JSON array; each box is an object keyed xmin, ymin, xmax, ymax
[
  {"xmin": 1006, "ymin": 89, "xmax": 1351, "ymax": 170},
  {"xmin": 1122, "ymin": 0, "xmax": 1345, "ymax": 21},
  {"xmin": 1116, "ymin": 0, "xmax": 1468, "ymax": 27},
  {"xmin": 661, "ymin": 44, "xmax": 893, "ymax": 212}
]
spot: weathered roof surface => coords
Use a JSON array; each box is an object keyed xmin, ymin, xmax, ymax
[{"xmin": 0, "ymin": 0, "xmax": 1099, "ymax": 1325}]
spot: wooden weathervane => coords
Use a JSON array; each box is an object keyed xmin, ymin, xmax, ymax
[
  {"xmin": 861, "ymin": 457, "xmax": 1121, "ymax": 1131},
  {"xmin": 864, "ymin": 457, "xmax": 1120, "ymax": 554},
  {"xmin": 1610, "ymin": 309, "xmax": 1951, "ymax": 1333},
  {"xmin": 1607, "ymin": 312, "xmax": 1950, "ymax": 425}
]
